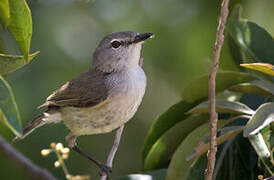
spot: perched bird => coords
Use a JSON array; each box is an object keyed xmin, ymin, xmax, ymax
[{"xmin": 14, "ymin": 31, "xmax": 153, "ymax": 176}]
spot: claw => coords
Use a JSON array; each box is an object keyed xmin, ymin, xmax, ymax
[{"xmin": 99, "ymin": 164, "xmax": 112, "ymax": 178}]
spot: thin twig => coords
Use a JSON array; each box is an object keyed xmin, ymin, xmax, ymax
[
  {"xmin": 0, "ymin": 136, "xmax": 58, "ymax": 180},
  {"xmin": 56, "ymin": 150, "xmax": 69, "ymax": 176},
  {"xmin": 100, "ymin": 125, "xmax": 124, "ymax": 180},
  {"xmin": 205, "ymin": 0, "xmax": 230, "ymax": 179}
]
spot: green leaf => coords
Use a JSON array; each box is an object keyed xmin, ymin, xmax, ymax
[
  {"xmin": 187, "ymin": 100, "xmax": 254, "ymax": 115},
  {"xmin": 142, "ymin": 100, "xmax": 201, "ymax": 163},
  {"xmin": 243, "ymin": 102, "xmax": 274, "ymax": 137},
  {"xmin": 240, "ymin": 63, "xmax": 274, "ymax": 76},
  {"xmin": 8, "ymin": 0, "xmax": 32, "ymax": 61},
  {"xmin": 230, "ymin": 4, "xmax": 242, "ymax": 19},
  {"xmin": 226, "ymin": 19, "xmax": 274, "ymax": 63},
  {"xmin": 166, "ymin": 122, "xmax": 210, "ymax": 180},
  {"xmin": 229, "ymin": 80, "xmax": 274, "ymax": 96},
  {"xmin": 227, "ymin": 4, "xmax": 244, "ymax": 66},
  {"xmin": 0, "ymin": 76, "xmax": 22, "ymax": 136},
  {"xmin": 248, "ymin": 134, "xmax": 270, "ymax": 158},
  {"xmin": 181, "ymin": 71, "xmax": 256, "ymax": 102},
  {"xmin": 0, "ymin": 51, "xmax": 39, "ymax": 75},
  {"xmin": 186, "ymin": 126, "xmax": 244, "ymax": 161},
  {"xmin": 113, "ymin": 169, "xmax": 166, "ymax": 180},
  {"xmin": 0, "ymin": 0, "xmax": 10, "ymax": 27},
  {"xmin": 212, "ymin": 138, "xmax": 234, "ymax": 180},
  {"xmin": 186, "ymin": 154, "xmax": 207, "ymax": 180},
  {"xmin": 143, "ymin": 114, "xmax": 209, "ymax": 170},
  {"xmin": 166, "ymin": 120, "xmax": 239, "ymax": 180},
  {"xmin": 270, "ymin": 124, "xmax": 274, "ymax": 150}
]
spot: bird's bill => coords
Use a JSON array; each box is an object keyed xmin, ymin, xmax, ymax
[{"xmin": 132, "ymin": 33, "xmax": 154, "ymax": 44}]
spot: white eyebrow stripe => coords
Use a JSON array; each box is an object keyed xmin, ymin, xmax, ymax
[{"xmin": 110, "ymin": 39, "xmax": 122, "ymax": 43}]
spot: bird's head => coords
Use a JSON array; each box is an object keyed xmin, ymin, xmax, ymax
[{"xmin": 92, "ymin": 31, "xmax": 154, "ymax": 73}]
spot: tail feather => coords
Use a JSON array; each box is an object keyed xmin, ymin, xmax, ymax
[{"xmin": 12, "ymin": 114, "xmax": 46, "ymax": 143}]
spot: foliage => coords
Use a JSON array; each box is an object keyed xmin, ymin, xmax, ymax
[
  {"xmin": 142, "ymin": 5, "xmax": 274, "ymax": 180},
  {"xmin": 0, "ymin": 0, "xmax": 37, "ymax": 137},
  {"xmin": 0, "ymin": 75, "xmax": 21, "ymax": 136}
]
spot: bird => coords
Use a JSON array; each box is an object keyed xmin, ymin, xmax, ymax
[{"xmin": 13, "ymin": 31, "xmax": 154, "ymax": 176}]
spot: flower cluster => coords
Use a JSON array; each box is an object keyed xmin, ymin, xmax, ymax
[
  {"xmin": 41, "ymin": 142, "xmax": 70, "ymax": 168},
  {"xmin": 41, "ymin": 142, "xmax": 90, "ymax": 180}
]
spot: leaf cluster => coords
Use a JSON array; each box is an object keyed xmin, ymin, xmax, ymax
[
  {"xmin": 138, "ymin": 5, "xmax": 274, "ymax": 180},
  {"xmin": 0, "ymin": 0, "xmax": 39, "ymax": 137}
]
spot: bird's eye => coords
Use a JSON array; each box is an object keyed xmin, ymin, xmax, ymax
[{"xmin": 111, "ymin": 40, "xmax": 121, "ymax": 48}]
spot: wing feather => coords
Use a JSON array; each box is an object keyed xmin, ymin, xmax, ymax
[{"xmin": 38, "ymin": 70, "xmax": 108, "ymax": 108}]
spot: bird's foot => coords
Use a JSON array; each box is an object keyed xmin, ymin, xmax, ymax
[{"xmin": 99, "ymin": 164, "xmax": 112, "ymax": 178}]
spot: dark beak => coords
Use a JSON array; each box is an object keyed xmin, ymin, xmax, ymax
[{"xmin": 132, "ymin": 33, "xmax": 154, "ymax": 44}]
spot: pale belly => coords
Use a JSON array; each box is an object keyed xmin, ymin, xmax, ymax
[{"xmin": 60, "ymin": 67, "xmax": 146, "ymax": 136}]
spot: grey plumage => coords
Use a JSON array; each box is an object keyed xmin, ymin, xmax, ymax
[{"xmin": 14, "ymin": 31, "xmax": 153, "ymax": 140}]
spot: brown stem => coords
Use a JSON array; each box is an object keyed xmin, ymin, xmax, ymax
[
  {"xmin": 205, "ymin": 0, "xmax": 230, "ymax": 179},
  {"xmin": 0, "ymin": 136, "xmax": 58, "ymax": 180},
  {"xmin": 100, "ymin": 125, "xmax": 124, "ymax": 180}
]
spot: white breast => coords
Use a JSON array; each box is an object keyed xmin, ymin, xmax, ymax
[{"xmin": 61, "ymin": 66, "xmax": 147, "ymax": 136}]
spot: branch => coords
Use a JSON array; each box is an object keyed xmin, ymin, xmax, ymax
[
  {"xmin": 205, "ymin": 0, "xmax": 230, "ymax": 179},
  {"xmin": 101, "ymin": 125, "xmax": 124, "ymax": 180},
  {"xmin": 0, "ymin": 136, "xmax": 58, "ymax": 180}
]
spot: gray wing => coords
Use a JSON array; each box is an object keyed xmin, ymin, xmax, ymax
[{"xmin": 38, "ymin": 70, "xmax": 109, "ymax": 108}]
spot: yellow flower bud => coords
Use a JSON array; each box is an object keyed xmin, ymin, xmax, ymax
[
  {"xmin": 62, "ymin": 154, "xmax": 69, "ymax": 160},
  {"xmin": 61, "ymin": 147, "xmax": 70, "ymax": 154},
  {"xmin": 66, "ymin": 174, "xmax": 72, "ymax": 179},
  {"xmin": 54, "ymin": 161, "xmax": 60, "ymax": 168},
  {"xmin": 55, "ymin": 143, "xmax": 64, "ymax": 152},
  {"xmin": 41, "ymin": 149, "xmax": 51, "ymax": 156},
  {"xmin": 50, "ymin": 142, "xmax": 56, "ymax": 149}
]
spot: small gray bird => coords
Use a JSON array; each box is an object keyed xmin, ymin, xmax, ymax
[{"xmin": 14, "ymin": 31, "xmax": 153, "ymax": 176}]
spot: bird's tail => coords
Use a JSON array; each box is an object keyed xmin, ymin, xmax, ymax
[{"xmin": 12, "ymin": 114, "xmax": 46, "ymax": 143}]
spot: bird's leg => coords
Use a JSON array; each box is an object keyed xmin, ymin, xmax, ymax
[
  {"xmin": 66, "ymin": 134, "xmax": 112, "ymax": 177},
  {"xmin": 100, "ymin": 125, "xmax": 124, "ymax": 180}
]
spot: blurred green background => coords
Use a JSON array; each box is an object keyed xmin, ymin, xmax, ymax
[{"xmin": 0, "ymin": 0, "xmax": 274, "ymax": 179}]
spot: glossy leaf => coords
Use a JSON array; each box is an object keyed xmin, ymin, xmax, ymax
[
  {"xmin": 186, "ymin": 154, "xmax": 207, "ymax": 180},
  {"xmin": 244, "ymin": 102, "xmax": 274, "ymax": 137},
  {"xmin": 240, "ymin": 63, "xmax": 274, "ymax": 76},
  {"xmin": 187, "ymin": 126, "xmax": 244, "ymax": 161},
  {"xmin": 143, "ymin": 114, "xmax": 209, "ymax": 170},
  {"xmin": 0, "ymin": 76, "xmax": 22, "ymax": 136},
  {"xmin": 230, "ymin": 4, "xmax": 242, "ymax": 19},
  {"xmin": 142, "ymin": 100, "xmax": 201, "ymax": 162},
  {"xmin": 0, "ymin": 0, "xmax": 10, "ymax": 27},
  {"xmin": 187, "ymin": 100, "xmax": 254, "ymax": 115},
  {"xmin": 0, "ymin": 51, "xmax": 39, "ymax": 75},
  {"xmin": 166, "ymin": 119, "xmax": 239, "ymax": 180},
  {"xmin": 166, "ymin": 122, "xmax": 210, "ymax": 180},
  {"xmin": 8, "ymin": 0, "xmax": 32, "ymax": 61},
  {"xmin": 248, "ymin": 134, "xmax": 270, "ymax": 158},
  {"xmin": 114, "ymin": 169, "xmax": 166, "ymax": 180},
  {"xmin": 212, "ymin": 138, "xmax": 234, "ymax": 180},
  {"xmin": 229, "ymin": 80, "xmax": 274, "ymax": 96},
  {"xmin": 187, "ymin": 141, "xmax": 235, "ymax": 180},
  {"xmin": 181, "ymin": 71, "xmax": 256, "ymax": 102},
  {"xmin": 228, "ymin": 4, "xmax": 244, "ymax": 65},
  {"xmin": 226, "ymin": 19, "xmax": 274, "ymax": 63}
]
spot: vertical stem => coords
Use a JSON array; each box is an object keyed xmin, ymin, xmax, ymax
[
  {"xmin": 56, "ymin": 151, "xmax": 69, "ymax": 176},
  {"xmin": 205, "ymin": 0, "xmax": 230, "ymax": 179}
]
